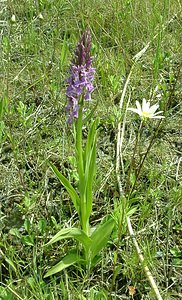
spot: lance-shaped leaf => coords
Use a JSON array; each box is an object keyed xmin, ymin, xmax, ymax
[
  {"xmin": 44, "ymin": 227, "xmax": 92, "ymax": 251},
  {"xmin": 48, "ymin": 161, "xmax": 80, "ymax": 213},
  {"xmin": 44, "ymin": 252, "xmax": 83, "ymax": 278},
  {"xmin": 83, "ymin": 118, "xmax": 99, "ymax": 221},
  {"xmin": 85, "ymin": 138, "xmax": 97, "ymax": 221},
  {"xmin": 84, "ymin": 118, "xmax": 98, "ymax": 165},
  {"xmin": 90, "ymin": 217, "xmax": 115, "ymax": 260}
]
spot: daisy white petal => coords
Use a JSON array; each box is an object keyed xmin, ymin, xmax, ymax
[
  {"xmin": 135, "ymin": 100, "xmax": 142, "ymax": 114},
  {"xmin": 153, "ymin": 110, "xmax": 164, "ymax": 115},
  {"xmin": 142, "ymin": 98, "xmax": 150, "ymax": 112},
  {"xmin": 152, "ymin": 115, "xmax": 165, "ymax": 119},
  {"xmin": 149, "ymin": 104, "xmax": 159, "ymax": 114},
  {"xmin": 128, "ymin": 108, "xmax": 140, "ymax": 114}
]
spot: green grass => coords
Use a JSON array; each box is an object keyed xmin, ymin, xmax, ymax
[{"xmin": 0, "ymin": 0, "xmax": 182, "ymax": 299}]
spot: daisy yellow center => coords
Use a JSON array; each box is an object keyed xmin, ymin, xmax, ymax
[{"xmin": 141, "ymin": 111, "xmax": 151, "ymax": 118}]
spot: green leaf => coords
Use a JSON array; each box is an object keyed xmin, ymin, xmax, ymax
[
  {"xmin": 85, "ymin": 138, "xmax": 97, "ymax": 221},
  {"xmin": 84, "ymin": 120, "xmax": 96, "ymax": 160},
  {"xmin": 127, "ymin": 206, "xmax": 138, "ymax": 217},
  {"xmin": 83, "ymin": 101, "xmax": 98, "ymax": 124},
  {"xmin": 45, "ymin": 227, "xmax": 92, "ymax": 251},
  {"xmin": 51, "ymin": 216, "xmax": 59, "ymax": 229},
  {"xmin": 0, "ymin": 287, "xmax": 14, "ymax": 300},
  {"xmin": 83, "ymin": 119, "xmax": 98, "ymax": 221},
  {"xmin": 84, "ymin": 118, "xmax": 99, "ymax": 167},
  {"xmin": 90, "ymin": 217, "xmax": 115, "ymax": 260},
  {"xmin": 44, "ymin": 253, "xmax": 83, "ymax": 277},
  {"xmin": 9, "ymin": 228, "xmax": 21, "ymax": 238},
  {"xmin": 4, "ymin": 257, "xmax": 17, "ymax": 272},
  {"xmin": 21, "ymin": 235, "xmax": 34, "ymax": 246},
  {"xmin": 48, "ymin": 161, "xmax": 80, "ymax": 213},
  {"xmin": 24, "ymin": 218, "xmax": 31, "ymax": 233},
  {"xmin": 38, "ymin": 218, "xmax": 47, "ymax": 234}
]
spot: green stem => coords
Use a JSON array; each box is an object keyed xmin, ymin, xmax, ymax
[
  {"xmin": 126, "ymin": 121, "xmax": 143, "ymax": 193},
  {"xmin": 76, "ymin": 104, "xmax": 84, "ymax": 184},
  {"xmin": 129, "ymin": 119, "xmax": 162, "ymax": 196},
  {"xmin": 75, "ymin": 102, "xmax": 89, "ymax": 236}
]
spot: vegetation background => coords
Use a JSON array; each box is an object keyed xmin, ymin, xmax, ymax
[{"xmin": 0, "ymin": 0, "xmax": 181, "ymax": 299}]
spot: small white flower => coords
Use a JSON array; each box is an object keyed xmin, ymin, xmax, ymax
[
  {"xmin": 11, "ymin": 14, "xmax": 16, "ymax": 22},
  {"xmin": 128, "ymin": 98, "xmax": 165, "ymax": 119},
  {"xmin": 38, "ymin": 13, "xmax": 44, "ymax": 20}
]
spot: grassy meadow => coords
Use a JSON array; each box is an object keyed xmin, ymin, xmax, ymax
[{"xmin": 0, "ymin": 0, "xmax": 182, "ymax": 299}]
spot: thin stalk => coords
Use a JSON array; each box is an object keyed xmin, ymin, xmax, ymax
[
  {"xmin": 129, "ymin": 120, "xmax": 162, "ymax": 196},
  {"xmin": 76, "ymin": 104, "xmax": 84, "ymax": 186},
  {"xmin": 116, "ymin": 64, "xmax": 136, "ymax": 192},
  {"xmin": 126, "ymin": 121, "xmax": 143, "ymax": 193}
]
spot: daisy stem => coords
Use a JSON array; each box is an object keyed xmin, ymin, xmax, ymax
[
  {"xmin": 129, "ymin": 119, "xmax": 162, "ymax": 196},
  {"xmin": 126, "ymin": 121, "xmax": 143, "ymax": 193}
]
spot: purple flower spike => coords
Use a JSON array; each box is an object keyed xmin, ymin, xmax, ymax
[{"xmin": 65, "ymin": 28, "xmax": 95, "ymax": 123}]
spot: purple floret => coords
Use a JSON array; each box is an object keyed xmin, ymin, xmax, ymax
[{"xmin": 65, "ymin": 28, "xmax": 95, "ymax": 123}]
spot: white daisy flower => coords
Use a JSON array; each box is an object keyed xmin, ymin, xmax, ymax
[{"xmin": 128, "ymin": 98, "xmax": 165, "ymax": 119}]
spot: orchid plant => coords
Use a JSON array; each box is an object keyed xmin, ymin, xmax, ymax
[{"xmin": 44, "ymin": 29, "xmax": 115, "ymax": 278}]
